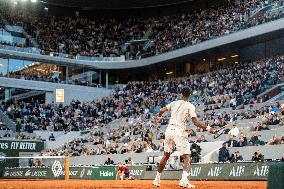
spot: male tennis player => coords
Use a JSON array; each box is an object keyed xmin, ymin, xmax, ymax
[{"xmin": 152, "ymin": 87, "xmax": 216, "ymax": 188}]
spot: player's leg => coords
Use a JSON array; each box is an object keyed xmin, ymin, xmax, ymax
[
  {"xmin": 178, "ymin": 137, "xmax": 195, "ymax": 188},
  {"xmin": 153, "ymin": 152, "xmax": 171, "ymax": 187},
  {"xmin": 153, "ymin": 137, "xmax": 173, "ymax": 187}
]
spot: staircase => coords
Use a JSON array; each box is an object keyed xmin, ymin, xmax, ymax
[{"xmin": 0, "ymin": 109, "xmax": 17, "ymax": 132}]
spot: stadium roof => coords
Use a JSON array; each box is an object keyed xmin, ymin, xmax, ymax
[{"xmin": 43, "ymin": 0, "xmax": 197, "ymax": 10}]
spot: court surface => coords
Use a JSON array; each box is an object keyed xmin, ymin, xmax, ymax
[{"xmin": 0, "ymin": 180, "xmax": 267, "ymax": 189}]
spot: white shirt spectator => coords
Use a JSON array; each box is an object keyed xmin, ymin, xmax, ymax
[{"xmin": 228, "ymin": 124, "xmax": 239, "ymax": 137}]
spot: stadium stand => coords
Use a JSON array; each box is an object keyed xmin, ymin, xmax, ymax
[{"xmin": 0, "ymin": 0, "xmax": 283, "ymax": 59}]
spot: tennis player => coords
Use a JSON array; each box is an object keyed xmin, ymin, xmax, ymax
[{"xmin": 152, "ymin": 87, "xmax": 216, "ymax": 188}]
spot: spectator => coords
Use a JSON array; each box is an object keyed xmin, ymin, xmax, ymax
[
  {"xmin": 281, "ymin": 153, "xmax": 284, "ymax": 162},
  {"xmin": 228, "ymin": 123, "xmax": 240, "ymax": 137},
  {"xmin": 268, "ymin": 135, "xmax": 281, "ymax": 145},
  {"xmin": 249, "ymin": 132, "xmax": 259, "ymax": 145},
  {"xmin": 104, "ymin": 157, "xmax": 115, "ymax": 165},
  {"xmin": 225, "ymin": 135, "xmax": 238, "ymax": 147},
  {"xmin": 219, "ymin": 143, "xmax": 230, "ymax": 162},
  {"xmin": 49, "ymin": 133, "xmax": 55, "ymax": 141},
  {"xmin": 251, "ymin": 151, "xmax": 264, "ymax": 162},
  {"xmin": 237, "ymin": 135, "xmax": 248, "ymax": 147},
  {"xmin": 254, "ymin": 135, "xmax": 266, "ymax": 146}
]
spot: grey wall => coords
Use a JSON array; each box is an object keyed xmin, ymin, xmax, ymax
[{"xmin": 0, "ymin": 77, "xmax": 112, "ymax": 105}]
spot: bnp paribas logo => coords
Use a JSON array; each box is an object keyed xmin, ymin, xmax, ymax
[
  {"xmin": 0, "ymin": 152, "xmax": 6, "ymax": 163},
  {"xmin": 51, "ymin": 160, "xmax": 63, "ymax": 177}
]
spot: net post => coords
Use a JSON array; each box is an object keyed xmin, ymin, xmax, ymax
[{"xmin": 64, "ymin": 156, "xmax": 70, "ymax": 180}]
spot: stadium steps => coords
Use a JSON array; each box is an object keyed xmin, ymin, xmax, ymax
[
  {"xmin": 228, "ymin": 144, "xmax": 284, "ymax": 160},
  {"xmin": 0, "ymin": 109, "xmax": 16, "ymax": 132},
  {"xmin": 33, "ymin": 131, "xmax": 81, "ymax": 149}
]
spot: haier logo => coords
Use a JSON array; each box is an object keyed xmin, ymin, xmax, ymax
[
  {"xmin": 99, "ymin": 171, "xmax": 114, "ymax": 177},
  {"xmin": 229, "ymin": 166, "xmax": 245, "ymax": 177}
]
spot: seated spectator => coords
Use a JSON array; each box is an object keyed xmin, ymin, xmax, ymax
[
  {"xmin": 228, "ymin": 123, "xmax": 239, "ymax": 137},
  {"xmin": 225, "ymin": 135, "xmax": 238, "ymax": 147},
  {"xmin": 230, "ymin": 151, "xmax": 243, "ymax": 162},
  {"xmin": 268, "ymin": 135, "xmax": 281, "ymax": 145},
  {"xmin": 49, "ymin": 133, "xmax": 55, "ymax": 141},
  {"xmin": 251, "ymin": 151, "xmax": 264, "ymax": 162},
  {"xmin": 104, "ymin": 157, "xmax": 114, "ymax": 165},
  {"xmin": 249, "ymin": 132, "xmax": 258, "ymax": 145},
  {"xmin": 254, "ymin": 135, "xmax": 266, "ymax": 146},
  {"xmin": 237, "ymin": 135, "xmax": 248, "ymax": 147},
  {"xmin": 218, "ymin": 143, "xmax": 229, "ymax": 162}
]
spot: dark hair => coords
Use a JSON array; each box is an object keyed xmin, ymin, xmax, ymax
[{"xmin": 181, "ymin": 87, "xmax": 191, "ymax": 97}]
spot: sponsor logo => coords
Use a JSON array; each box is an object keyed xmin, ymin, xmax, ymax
[
  {"xmin": 4, "ymin": 170, "xmax": 23, "ymax": 177},
  {"xmin": 229, "ymin": 166, "xmax": 245, "ymax": 177},
  {"xmin": 51, "ymin": 160, "xmax": 63, "ymax": 177},
  {"xmin": 80, "ymin": 168, "xmax": 85, "ymax": 178},
  {"xmin": 99, "ymin": 170, "xmax": 114, "ymax": 177},
  {"xmin": 207, "ymin": 166, "xmax": 222, "ymax": 177},
  {"xmin": 188, "ymin": 167, "xmax": 202, "ymax": 177},
  {"xmin": 129, "ymin": 169, "xmax": 144, "ymax": 176},
  {"xmin": 24, "ymin": 169, "xmax": 48, "ymax": 177},
  {"xmin": 87, "ymin": 169, "xmax": 92, "ymax": 176},
  {"xmin": 253, "ymin": 165, "xmax": 269, "ymax": 177}
]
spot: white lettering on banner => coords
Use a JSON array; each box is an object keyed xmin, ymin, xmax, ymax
[
  {"xmin": 253, "ymin": 165, "xmax": 269, "ymax": 176},
  {"xmin": 188, "ymin": 167, "xmax": 202, "ymax": 177},
  {"xmin": 129, "ymin": 170, "xmax": 144, "ymax": 176},
  {"xmin": 229, "ymin": 166, "xmax": 245, "ymax": 177},
  {"xmin": 25, "ymin": 170, "xmax": 48, "ymax": 177},
  {"xmin": 0, "ymin": 142, "xmax": 8, "ymax": 150},
  {"xmin": 207, "ymin": 167, "xmax": 222, "ymax": 177},
  {"xmin": 4, "ymin": 170, "xmax": 23, "ymax": 177},
  {"xmin": 87, "ymin": 170, "xmax": 92, "ymax": 176},
  {"xmin": 80, "ymin": 168, "xmax": 85, "ymax": 178},
  {"xmin": 19, "ymin": 142, "xmax": 36, "ymax": 150},
  {"xmin": 51, "ymin": 160, "xmax": 63, "ymax": 177},
  {"xmin": 99, "ymin": 171, "xmax": 114, "ymax": 177},
  {"xmin": 9, "ymin": 142, "xmax": 36, "ymax": 150}
]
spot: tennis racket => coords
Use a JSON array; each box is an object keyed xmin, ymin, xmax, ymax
[{"xmin": 213, "ymin": 126, "xmax": 227, "ymax": 139}]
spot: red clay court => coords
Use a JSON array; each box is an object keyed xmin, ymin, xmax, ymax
[{"xmin": 0, "ymin": 180, "xmax": 267, "ymax": 189}]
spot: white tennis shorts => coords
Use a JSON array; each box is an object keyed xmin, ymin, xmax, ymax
[{"xmin": 164, "ymin": 127, "xmax": 191, "ymax": 155}]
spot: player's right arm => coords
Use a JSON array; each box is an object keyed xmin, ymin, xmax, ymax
[
  {"xmin": 153, "ymin": 102, "xmax": 172, "ymax": 119},
  {"xmin": 189, "ymin": 104, "xmax": 216, "ymax": 133}
]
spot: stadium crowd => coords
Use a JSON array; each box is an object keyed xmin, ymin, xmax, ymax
[
  {"xmin": 3, "ymin": 56, "xmax": 284, "ymax": 135},
  {"xmin": 0, "ymin": 0, "xmax": 283, "ymax": 59}
]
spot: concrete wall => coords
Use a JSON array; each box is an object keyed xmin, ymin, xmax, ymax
[{"xmin": 0, "ymin": 77, "xmax": 112, "ymax": 104}]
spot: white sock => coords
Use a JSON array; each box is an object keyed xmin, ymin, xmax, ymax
[
  {"xmin": 155, "ymin": 171, "xmax": 161, "ymax": 180},
  {"xmin": 181, "ymin": 171, "xmax": 189, "ymax": 181}
]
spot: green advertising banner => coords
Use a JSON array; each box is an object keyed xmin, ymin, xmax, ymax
[
  {"xmin": 0, "ymin": 166, "xmax": 93, "ymax": 180},
  {"xmin": 0, "ymin": 140, "xmax": 45, "ymax": 174},
  {"xmin": 144, "ymin": 162, "xmax": 274, "ymax": 181},
  {"xmin": 91, "ymin": 166, "xmax": 117, "ymax": 180},
  {"xmin": 0, "ymin": 140, "xmax": 44, "ymax": 153}
]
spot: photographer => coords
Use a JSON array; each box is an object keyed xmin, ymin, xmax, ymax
[
  {"xmin": 230, "ymin": 151, "xmax": 243, "ymax": 162},
  {"xmin": 251, "ymin": 151, "xmax": 264, "ymax": 162},
  {"xmin": 190, "ymin": 143, "xmax": 202, "ymax": 163}
]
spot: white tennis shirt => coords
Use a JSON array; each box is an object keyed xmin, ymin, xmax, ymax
[{"xmin": 166, "ymin": 100, "xmax": 197, "ymax": 131}]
